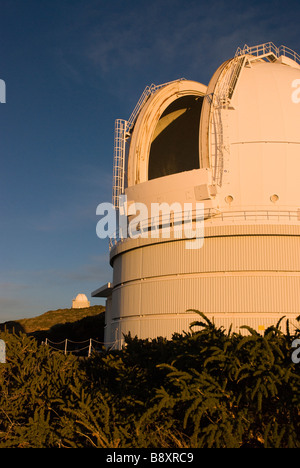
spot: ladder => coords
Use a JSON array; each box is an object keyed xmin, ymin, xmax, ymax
[
  {"xmin": 112, "ymin": 119, "xmax": 127, "ymax": 209},
  {"xmin": 112, "ymin": 78, "xmax": 186, "ymax": 208},
  {"xmin": 210, "ymin": 55, "xmax": 246, "ymax": 186}
]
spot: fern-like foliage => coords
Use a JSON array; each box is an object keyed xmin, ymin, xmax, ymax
[{"xmin": 1, "ymin": 311, "xmax": 300, "ymax": 448}]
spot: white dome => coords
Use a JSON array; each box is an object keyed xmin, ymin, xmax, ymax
[
  {"xmin": 75, "ymin": 293, "xmax": 88, "ymax": 302},
  {"xmin": 215, "ymin": 58, "xmax": 300, "ymax": 210},
  {"xmin": 72, "ymin": 293, "xmax": 90, "ymax": 309}
]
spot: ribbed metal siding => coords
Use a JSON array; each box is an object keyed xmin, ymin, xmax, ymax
[
  {"xmin": 111, "ymin": 282, "xmax": 141, "ymax": 319},
  {"xmin": 113, "ymin": 274, "xmax": 300, "ymax": 317},
  {"xmin": 139, "ymin": 315, "xmax": 199, "ymax": 338},
  {"xmin": 112, "ymin": 234, "xmax": 300, "ymax": 285},
  {"xmin": 113, "ymin": 248, "xmax": 142, "ymax": 285},
  {"xmin": 109, "ymin": 225, "xmax": 300, "ymax": 345},
  {"xmin": 111, "ymin": 313, "xmax": 299, "ymax": 344}
]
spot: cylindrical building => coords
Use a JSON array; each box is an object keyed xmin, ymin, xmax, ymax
[{"xmin": 93, "ymin": 43, "xmax": 300, "ymax": 348}]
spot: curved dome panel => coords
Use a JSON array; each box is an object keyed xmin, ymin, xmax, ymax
[
  {"xmin": 127, "ymin": 80, "xmax": 207, "ymax": 186},
  {"xmin": 215, "ymin": 57, "xmax": 300, "ymax": 209},
  {"xmin": 229, "ymin": 60, "xmax": 300, "ymax": 145},
  {"xmin": 75, "ymin": 294, "xmax": 88, "ymax": 302}
]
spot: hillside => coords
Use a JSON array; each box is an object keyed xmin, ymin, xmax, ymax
[{"xmin": 0, "ymin": 305, "xmax": 105, "ymax": 343}]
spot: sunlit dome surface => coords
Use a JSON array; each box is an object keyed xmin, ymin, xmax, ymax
[
  {"xmin": 75, "ymin": 293, "xmax": 88, "ymax": 302},
  {"xmin": 72, "ymin": 293, "xmax": 90, "ymax": 308}
]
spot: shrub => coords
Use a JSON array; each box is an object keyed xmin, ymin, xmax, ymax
[{"xmin": 0, "ymin": 312, "xmax": 300, "ymax": 448}]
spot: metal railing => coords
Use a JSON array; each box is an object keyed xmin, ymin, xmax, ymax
[
  {"xmin": 209, "ymin": 42, "xmax": 300, "ymax": 190},
  {"xmin": 108, "ymin": 209, "xmax": 300, "ymax": 250},
  {"xmin": 209, "ymin": 54, "xmax": 246, "ymax": 187},
  {"xmin": 44, "ymin": 337, "xmax": 120, "ymax": 355},
  {"xmin": 112, "ymin": 78, "xmax": 186, "ymax": 208},
  {"xmin": 235, "ymin": 42, "xmax": 300, "ymax": 66},
  {"xmin": 126, "ymin": 78, "xmax": 186, "ymax": 134}
]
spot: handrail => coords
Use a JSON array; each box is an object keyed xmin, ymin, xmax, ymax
[
  {"xmin": 235, "ymin": 42, "xmax": 300, "ymax": 66},
  {"xmin": 109, "ymin": 209, "xmax": 300, "ymax": 249},
  {"xmin": 112, "ymin": 78, "xmax": 186, "ymax": 208},
  {"xmin": 126, "ymin": 78, "xmax": 186, "ymax": 133}
]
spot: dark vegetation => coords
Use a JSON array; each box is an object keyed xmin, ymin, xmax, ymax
[{"xmin": 0, "ymin": 311, "xmax": 300, "ymax": 448}]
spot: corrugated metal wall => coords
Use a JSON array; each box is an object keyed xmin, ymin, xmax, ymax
[
  {"xmin": 107, "ymin": 224, "xmax": 300, "ymax": 346},
  {"xmin": 113, "ymin": 226, "xmax": 300, "ymax": 285},
  {"xmin": 109, "ymin": 313, "xmax": 299, "ymax": 344},
  {"xmin": 112, "ymin": 274, "xmax": 300, "ymax": 315}
]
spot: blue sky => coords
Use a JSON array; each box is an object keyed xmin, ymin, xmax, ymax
[{"xmin": 0, "ymin": 0, "xmax": 300, "ymax": 321}]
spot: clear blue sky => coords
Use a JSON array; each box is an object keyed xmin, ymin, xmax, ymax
[{"xmin": 0, "ymin": 0, "xmax": 299, "ymax": 321}]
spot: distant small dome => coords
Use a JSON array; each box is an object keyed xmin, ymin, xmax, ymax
[
  {"xmin": 72, "ymin": 293, "xmax": 90, "ymax": 309},
  {"xmin": 75, "ymin": 293, "xmax": 88, "ymax": 302}
]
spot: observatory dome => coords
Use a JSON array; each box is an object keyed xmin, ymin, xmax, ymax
[
  {"xmin": 93, "ymin": 43, "xmax": 300, "ymax": 349},
  {"xmin": 209, "ymin": 56, "xmax": 300, "ymax": 211},
  {"xmin": 72, "ymin": 293, "xmax": 90, "ymax": 309}
]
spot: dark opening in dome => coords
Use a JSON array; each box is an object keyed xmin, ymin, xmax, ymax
[{"xmin": 148, "ymin": 95, "xmax": 203, "ymax": 180}]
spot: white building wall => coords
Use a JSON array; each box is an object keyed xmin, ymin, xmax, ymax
[
  {"xmin": 100, "ymin": 47, "xmax": 300, "ymax": 348},
  {"xmin": 109, "ymin": 224, "xmax": 300, "ymax": 345}
]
